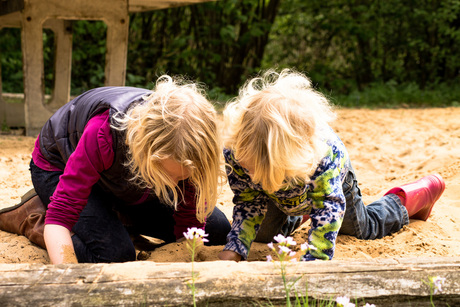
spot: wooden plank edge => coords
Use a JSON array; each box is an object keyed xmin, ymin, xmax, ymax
[{"xmin": 0, "ymin": 257, "xmax": 458, "ymax": 306}]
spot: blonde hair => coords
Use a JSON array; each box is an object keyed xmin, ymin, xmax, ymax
[
  {"xmin": 113, "ymin": 75, "xmax": 222, "ymax": 222},
  {"xmin": 223, "ymin": 69, "xmax": 336, "ymax": 193}
]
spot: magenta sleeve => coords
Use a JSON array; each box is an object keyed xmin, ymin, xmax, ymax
[{"xmin": 45, "ymin": 110, "xmax": 114, "ymax": 230}]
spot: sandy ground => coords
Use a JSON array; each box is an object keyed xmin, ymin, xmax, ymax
[{"xmin": 0, "ymin": 107, "xmax": 459, "ymax": 264}]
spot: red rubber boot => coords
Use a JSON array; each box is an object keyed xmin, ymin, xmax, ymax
[{"xmin": 384, "ymin": 174, "xmax": 445, "ymax": 221}]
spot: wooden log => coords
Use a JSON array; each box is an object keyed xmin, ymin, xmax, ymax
[{"xmin": 0, "ymin": 257, "xmax": 458, "ymax": 306}]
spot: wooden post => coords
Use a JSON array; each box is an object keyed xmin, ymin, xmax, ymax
[
  {"xmin": 43, "ymin": 19, "xmax": 73, "ymax": 112},
  {"xmin": 0, "ymin": 257, "xmax": 458, "ymax": 306},
  {"xmin": 21, "ymin": 7, "xmax": 52, "ymax": 137},
  {"xmin": 103, "ymin": 4, "xmax": 129, "ymax": 86}
]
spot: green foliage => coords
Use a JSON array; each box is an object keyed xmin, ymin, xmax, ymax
[
  {"xmin": 43, "ymin": 29, "xmax": 55, "ymax": 95},
  {"xmin": 329, "ymin": 81, "xmax": 460, "ymax": 108},
  {"xmin": 1, "ymin": 119, "xmax": 10, "ymax": 132},
  {"xmin": 1, "ymin": 0, "xmax": 459, "ymax": 108},
  {"xmin": 265, "ymin": 0, "xmax": 460, "ymax": 99},
  {"xmin": 126, "ymin": 0, "xmax": 281, "ymax": 94},
  {"xmin": 70, "ymin": 20, "xmax": 107, "ymax": 95},
  {"xmin": 0, "ymin": 28, "xmax": 23, "ymax": 93},
  {"xmin": 207, "ymin": 86, "xmax": 234, "ymax": 110}
]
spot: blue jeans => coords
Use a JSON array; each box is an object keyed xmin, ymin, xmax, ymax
[
  {"xmin": 30, "ymin": 160, "xmax": 231, "ymax": 263},
  {"xmin": 255, "ymin": 162, "xmax": 409, "ymax": 243}
]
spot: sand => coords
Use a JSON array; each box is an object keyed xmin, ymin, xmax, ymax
[{"xmin": 0, "ymin": 107, "xmax": 459, "ymax": 264}]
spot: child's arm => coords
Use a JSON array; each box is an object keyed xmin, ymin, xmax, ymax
[
  {"xmin": 44, "ymin": 224, "xmax": 78, "ymax": 264},
  {"xmin": 44, "ymin": 111, "xmax": 113, "ymax": 264},
  {"xmin": 303, "ymin": 189, "xmax": 345, "ymax": 261},
  {"xmin": 220, "ymin": 149, "xmax": 270, "ymax": 260},
  {"xmin": 301, "ymin": 147, "xmax": 347, "ymax": 261}
]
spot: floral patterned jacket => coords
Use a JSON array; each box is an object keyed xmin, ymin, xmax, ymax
[{"xmin": 223, "ymin": 127, "xmax": 350, "ymax": 261}]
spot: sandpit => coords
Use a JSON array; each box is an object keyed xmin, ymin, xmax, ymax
[{"xmin": 1, "ymin": 107, "xmax": 459, "ymax": 264}]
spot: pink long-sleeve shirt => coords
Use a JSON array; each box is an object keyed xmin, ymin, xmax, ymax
[{"xmin": 32, "ymin": 110, "xmax": 204, "ymax": 239}]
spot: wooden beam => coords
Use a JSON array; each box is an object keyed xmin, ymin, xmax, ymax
[
  {"xmin": 128, "ymin": 0, "xmax": 216, "ymax": 12},
  {"xmin": 0, "ymin": 257, "xmax": 458, "ymax": 306},
  {"xmin": 0, "ymin": 0, "xmax": 24, "ymax": 16}
]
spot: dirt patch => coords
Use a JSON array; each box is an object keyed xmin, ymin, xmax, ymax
[{"xmin": 1, "ymin": 107, "xmax": 459, "ymax": 264}]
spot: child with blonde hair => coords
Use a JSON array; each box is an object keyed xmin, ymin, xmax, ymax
[
  {"xmin": 0, "ymin": 75, "xmax": 230, "ymax": 264},
  {"xmin": 218, "ymin": 69, "xmax": 445, "ymax": 261}
]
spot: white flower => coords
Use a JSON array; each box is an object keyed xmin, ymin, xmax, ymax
[
  {"xmin": 183, "ymin": 227, "xmax": 209, "ymax": 242},
  {"xmin": 267, "ymin": 242, "xmax": 274, "ymax": 250},
  {"xmin": 278, "ymin": 245, "xmax": 292, "ymax": 255},
  {"xmin": 273, "ymin": 234, "xmax": 297, "ymax": 246},
  {"xmin": 300, "ymin": 242, "xmax": 317, "ymax": 252},
  {"xmin": 431, "ymin": 276, "xmax": 446, "ymax": 294},
  {"xmin": 300, "ymin": 243, "xmax": 308, "ymax": 252},
  {"xmin": 273, "ymin": 234, "xmax": 287, "ymax": 244},
  {"xmin": 336, "ymin": 296, "xmax": 351, "ymax": 307},
  {"xmin": 194, "ymin": 228, "xmax": 208, "ymax": 238},
  {"xmin": 266, "ymin": 255, "xmax": 273, "ymax": 262},
  {"xmin": 363, "ymin": 304, "xmax": 376, "ymax": 307},
  {"xmin": 285, "ymin": 236, "xmax": 297, "ymax": 246},
  {"xmin": 183, "ymin": 231, "xmax": 193, "ymax": 240}
]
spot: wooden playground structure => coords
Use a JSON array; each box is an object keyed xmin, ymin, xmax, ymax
[{"xmin": 0, "ymin": 0, "xmax": 213, "ymax": 136}]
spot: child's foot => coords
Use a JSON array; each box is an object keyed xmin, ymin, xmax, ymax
[{"xmin": 385, "ymin": 174, "xmax": 445, "ymax": 221}]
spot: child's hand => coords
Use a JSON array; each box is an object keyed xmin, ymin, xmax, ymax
[{"xmin": 218, "ymin": 250, "xmax": 242, "ymax": 262}]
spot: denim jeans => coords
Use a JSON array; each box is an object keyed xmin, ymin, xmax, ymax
[
  {"xmin": 30, "ymin": 160, "xmax": 231, "ymax": 263},
  {"xmin": 255, "ymin": 161, "xmax": 409, "ymax": 243}
]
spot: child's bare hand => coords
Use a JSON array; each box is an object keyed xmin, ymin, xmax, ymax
[{"xmin": 218, "ymin": 250, "xmax": 242, "ymax": 262}]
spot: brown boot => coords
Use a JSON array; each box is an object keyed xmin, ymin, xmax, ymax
[{"xmin": 0, "ymin": 189, "xmax": 47, "ymax": 249}]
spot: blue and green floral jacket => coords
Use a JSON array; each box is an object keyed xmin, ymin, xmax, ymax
[{"xmin": 223, "ymin": 128, "xmax": 350, "ymax": 261}]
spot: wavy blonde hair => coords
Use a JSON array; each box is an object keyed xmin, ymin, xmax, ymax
[
  {"xmin": 113, "ymin": 75, "xmax": 222, "ymax": 222},
  {"xmin": 223, "ymin": 69, "xmax": 336, "ymax": 193}
]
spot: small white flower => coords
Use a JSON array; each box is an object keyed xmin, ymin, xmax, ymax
[
  {"xmin": 273, "ymin": 234, "xmax": 287, "ymax": 244},
  {"xmin": 278, "ymin": 245, "xmax": 291, "ymax": 255},
  {"xmin": 285, "ymin": 236, "xmax": 297, "ymax": 246},
  {"xmin": 431, "ymin": 276, "xmax": 446, "ymax": 294},
  {"xmin": 288, "ymin": 251, "xmax": 297, "ymax": 258},
  {"xmin": 336, "ymin": 296, "xmax": 351, "ymax": 306},
  {"xmin": 267, "ymin": 242, "xmax": 274, "ymax": 250},
  {"xmin": 300, "ymin": 243, "xmax": 308, "ymax": 252},
  {"xmin": 266, "ymin": 255, "xmax": 273, "ymax": 262},
  {"xmin": 363, "ymin": 303, "xmax": 376, "ymax": 307},
  {"xmin": 273, "ymin": 235, "xmax": 297, "ymax": 246},
  {"xmin": 194, "ymin": 228, "xmax": 208, "ymax": 238},
  {"xmin": 300, "ymin": 242, "xmax": 317, "ymax": 252},
  {"xmin": 183, "ymin": 231, "xmax": 193, "ymax": 240},
  {"xmin": 183, "ymin": 227, "xmax": 209, "ymax": 241}
]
